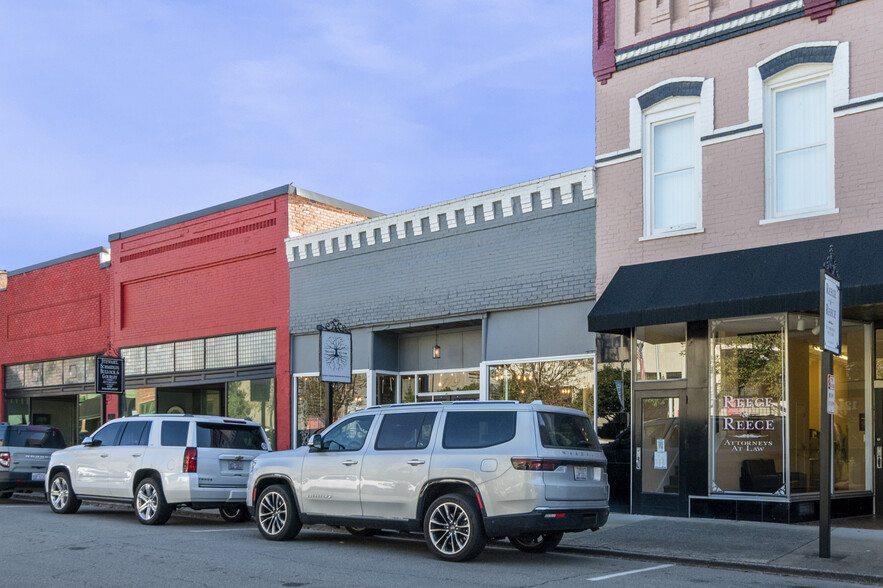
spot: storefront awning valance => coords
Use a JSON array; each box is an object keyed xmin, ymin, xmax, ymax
[{"xmin": 588, "ymin": 229, "xmax": 883, "ymax": 332}]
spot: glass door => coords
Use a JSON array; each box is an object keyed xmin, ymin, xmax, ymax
[{"xmin": 634, "ymin": 394, "xmax": 682, "ymax": 515}]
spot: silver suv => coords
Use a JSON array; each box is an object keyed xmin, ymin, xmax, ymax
[
  {"xmin": 46, "ymin": 414, "xmax": 269, "ymax": 525},
  {"xmin": 247, "ymin": 401, "xmax": 608, "ymax": 561},
  {"xmin": 0, "ymin": 424, "xmax": 66, "ymax": 499}
]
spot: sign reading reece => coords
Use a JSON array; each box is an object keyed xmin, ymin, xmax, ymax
[{"xmin": 95, "ymin": 357, "xmax": 124, "ymax": 394}]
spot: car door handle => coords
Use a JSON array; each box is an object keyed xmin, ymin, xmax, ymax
[
  {"xmin": 100, "ymin": 454, "xmax": 109, "ymax": 458},
  {"xmin": 131, "ymin": 453, "xmax": 142, "ymax": 458},
  {"xmin": 407, "ymin": 459, "xmax": 426, "ymax": 466},
  {"xmin": 341, "ymin": 460, "xmax": 359, "ymax": 466}
]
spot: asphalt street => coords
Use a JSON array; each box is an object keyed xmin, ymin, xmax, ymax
[{"xmin": 0, "ymin": 498, "xmax": 869, "ymax": 587}]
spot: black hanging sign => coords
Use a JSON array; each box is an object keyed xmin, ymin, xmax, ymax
[{"xmin": 95, "ymin": 357, "xmax": 125, "ymax": 394}]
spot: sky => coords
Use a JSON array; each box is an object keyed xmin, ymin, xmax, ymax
[{"xmin": 0, "ymin": 1, "xmax": 595, "ymax": 272}]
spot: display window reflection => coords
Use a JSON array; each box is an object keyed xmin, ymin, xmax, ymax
[
  {"xmin": 488, "ymin": 359, "xmax": 595, "ymax": 419},
  {"xmin": 710, "ymin": 316, "xmax": 786, "ymax": 495},
  {"xmin": 295, "ymin": 374, "xmax": 367, "ymax": 447},
  {"xmin": 789, "ymin": 316, "xmax": 869, "ymax": 493}
]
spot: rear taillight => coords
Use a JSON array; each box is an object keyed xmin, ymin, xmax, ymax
[
  {"xmin": 0, "ymin": 452, "xmax": 9, "ymax": 468},
  {"xmin": 183, "ymin": 447, "xmax": 198, "ymax": 473},
  {"xmin": 511, "ymin": 458, "xmax": 562, "ymax": 471}
]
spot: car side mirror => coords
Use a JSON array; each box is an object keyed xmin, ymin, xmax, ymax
[
  {"xmin": 82, "ymin": 437, "xmax": 102, "ymax": 447},
  {"xmin": 307, "ymin": 434, "xmax": 325, "ymax": 451}
]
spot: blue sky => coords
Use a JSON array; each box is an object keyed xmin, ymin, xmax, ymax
[{"xmin": 0, "ymin": 1, "xmax": 595, "ymax": 272}]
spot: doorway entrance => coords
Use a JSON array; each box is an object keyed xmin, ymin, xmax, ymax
[
  {"xmin": 875, "ymin": 386, "xmax": 882, "ymax": 516},
  {"xmin": 633, "ymin": 393, "xmax": 683, "ymax": 515}
]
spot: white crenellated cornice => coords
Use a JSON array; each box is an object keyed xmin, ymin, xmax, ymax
[{"xmin": 286, "ymin": 167, "xmax": 595, "ymax": 262}]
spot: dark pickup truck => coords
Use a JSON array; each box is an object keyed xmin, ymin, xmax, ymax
[{"xmin": 0, "ymin": 423, "xmax": 66, "ymax": 499}]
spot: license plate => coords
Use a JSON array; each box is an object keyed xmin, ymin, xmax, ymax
[
  {"xmin": 227, "ymin": 461, "xmax": 243, "ymax": 471},
  {"xmin": 574, "ymin": 466, "xmax": 588, "ymax": 481},
  {"xmin": 32, "ymin": 473, "xmax": 46, "ymax": 482}
]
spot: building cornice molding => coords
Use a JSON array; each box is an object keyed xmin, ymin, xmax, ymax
[{"xmin": 286, "ymin": 167, "xmax": 595, "ymax": 263}]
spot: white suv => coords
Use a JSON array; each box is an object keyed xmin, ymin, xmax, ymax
[
  {"xmin": 46, "ymin": 414, "xmax": 270, "ymax": 525},
  {"xmin": 247, "ymin": 401, "xmax": 608, "ymax": 561}
]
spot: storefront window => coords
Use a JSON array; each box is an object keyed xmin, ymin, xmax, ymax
[
  {"xmin": 789, "ymin": 316, "xmax": 868, "ymax": 493},
  {"xmin": 123, "ymin": 388, "xmax": 157, "ymax": 416},
  {"xmin": 635, "ymin": 323, "xmax": 686, "ymax": 381},
  {"xmin": 489, "ymin": 359, "xmax": 595, "ymax": 418},
  {"xmin": 295, "ymin": 374, "xmax": 367, "ymax": 447},
  {"xmin": 376, "ymin": 374, "xmax": 396, "ymax": 405},
  {"xmin": 78, "ymin": 393, "xmax": 103, "ymax": 444},
  {"xmin": 401, "ymin": 376, "xmax": 415, "ymax": 403},
  {"xmin": 876, "ymin": 329, "xmax": 883, "ymax": 380},
  {"xmin": 227, "ymin": 379, "xmax": 276, "ymax": 449},
  {"xmin": 416, "ymin": 371, "xmax": 479, "ymax": 402},
  {"xmin": 710, "ymin": 315, "xmax": 786, "ymax": 495},
  {"xmin": 5, "ymin": 398, "xmax": 29, "ymax": 425}
]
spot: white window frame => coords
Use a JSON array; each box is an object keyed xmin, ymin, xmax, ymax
[
  {"xmin": 642, "ymin": 97, "xmax": 703, "ymax": 239},
  {"xmin": 763, "ymin": 63, "xmax": 836, "ymax": 222}
]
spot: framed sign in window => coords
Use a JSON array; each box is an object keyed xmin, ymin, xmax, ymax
[{"xmin": 319, "ymin": 330, "xmax": 352, "ymax": 383}]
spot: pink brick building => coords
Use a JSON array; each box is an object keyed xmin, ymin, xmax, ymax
[{"xmin": 589, "ymin": 0, "xmax": 883, "ymax": 521}]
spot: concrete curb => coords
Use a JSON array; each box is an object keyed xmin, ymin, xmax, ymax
[{"xmin": 556, "ymin": 544, "xmax": 883, "ymax": 586}]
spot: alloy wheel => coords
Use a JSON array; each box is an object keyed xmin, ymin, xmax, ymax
[
  {"xmin": 259, "ymin": 490, "xmax": 287, "ymax": 536},
  {"xmin": 50, "ymin": 476, "xmax": 69, "ymax": 510},
  {"xmin": 136, "ymin": 482, "xmax": 159, "ymax": 521},
  {"xmin": 428, "ymin": 501, "xmax": 471, "ymax": 556}
]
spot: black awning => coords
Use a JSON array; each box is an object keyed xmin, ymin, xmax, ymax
[{"xmin": 588, "ymin": 229, "xmax": 883, "ymax": 332}]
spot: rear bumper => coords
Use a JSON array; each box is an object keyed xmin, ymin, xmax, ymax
[
  {"xmin": 0, "ymin": 471, "xmax": 45, "ymax": 491},
  {"xmin": 483, "ymin": 507, "xmax": 609, "ymax": 538}
]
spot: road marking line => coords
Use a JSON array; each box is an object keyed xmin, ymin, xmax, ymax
[
  {"xmin": 588, "ymin": 564, "xmax": 674, "ymax": 581},
  {"xmin": 188, "ymin": 528, "xmax": 257, "ymax": 533}
]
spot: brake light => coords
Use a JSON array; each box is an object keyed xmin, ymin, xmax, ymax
[
  {"xmin": 183, "ymin": 447, "xmax": 198, "ymax": 473},
  {"xmin": 511, "ymin": 458, "xmax": 562, "ymax": 471},
  {"xmin": 223, "ymin": 419, "xmax": 247, "ymax": 424},
  {"xmin": 0, "ymin": 452, "xmax": 9, "ymax": 468}
]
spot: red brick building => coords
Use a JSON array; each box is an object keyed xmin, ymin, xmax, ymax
[{"xmin": 1, "ymin": 185, "xmax": 374, "ymax": 449}]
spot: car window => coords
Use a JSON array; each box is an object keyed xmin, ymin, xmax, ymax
[
  {"xmin": 537, "ymin": 412, "xmax": 600, "ymax": 451},
  {"xmin": 196, "ymin": 423, "xmax": 265, "ymax": 450},
  {"xmin": 442, "ymin": 411, "xmax": 516, "ymax": 449},
  {"xmin": 1, "ymin": 426, "xmax": 66, "ymax": 449},
  {"xmin": 161, "ymin": 421, "xmax": 190, "ymax": 447},
  {"xmin": 321, "ymin": 415, "xmax": 375, "ymax": 452},
  {"xmin": 375, "ymin": 412, "xmax": 437, "ymax": 451},
  {"xmin": 118, "ymin": 421, "xmax": 151, "ymax": 446},
  {"xmin": 91, "ymin": 421, "xmax": 125, "ymax": 447}
]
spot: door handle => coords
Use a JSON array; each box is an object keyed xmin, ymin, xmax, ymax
[
  {"xmin": 407, "ymin": 459, "xmax": 426, "ymax": 466},
  {"xmin": 100, "ymin": 454, "xmax": 109, "ymax": 458},
  {"xmin": 341, "ymin": 460, "xmax": 359, "ymax": 466},
  {"xmin": 876, "ymin": 447, "xmax": 882, "ymax": 469},
  {"xmin": 131, "ymin": 453, "xmax": 142, "ymax": 458}
]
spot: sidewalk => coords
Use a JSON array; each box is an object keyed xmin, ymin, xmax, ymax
[{"xmin": 560, "ymin": 512, "xmax": 883, "ymax": 585}]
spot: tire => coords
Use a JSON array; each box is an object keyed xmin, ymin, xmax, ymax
[
  {"xmin": 508, "ymin": 531, "xmax": 564, "ymax": 553},
  {"xmin": 219, "ymin": 506, "xmax": 251, "ymax": 523},
  {"xmin": 423, "ymin": 493, "xmax": 487, "ymax": 562},
  {"xmin": 48, "ymin": 472, "xmax": 81, "ymax": 514},
  {"xmin": 0, "ymin": 490, "xmax": 14, "ymax": 500},
  {"xmin": 134, "ymin": 477, "xmax": 173, "ymax": 526},
  {"xmin": 256, "ymin": 484, "xmax": 302, "ymax": 541},
  {"xmin": 345, "ymin": 526, "xmax": 379, "ymax": 537}
]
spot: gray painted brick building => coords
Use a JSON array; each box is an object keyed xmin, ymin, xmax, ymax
[{"xmin": 287, "ymin": 167, "xmax": 599, "ymax": 445}]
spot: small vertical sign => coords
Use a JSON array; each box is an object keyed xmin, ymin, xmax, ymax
[
  {"xmin": 822, "ymin": 271, "xmax": 841, "ymax": 355},
  {"xmin": 826, "ymin": 374, "xmax": 836, "ymax": 415}
]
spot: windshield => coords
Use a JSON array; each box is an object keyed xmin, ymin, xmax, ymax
[
  {"xmin": 196, "ymin": 423, "xmax": 265, "ymax": 450},
  {"xmin": 537, "ymin": 412, "xmax": 600, "ymax": 451},
  {"xmin": 0, "ymin": 426, "xmax": 66, "ymax": 449}
]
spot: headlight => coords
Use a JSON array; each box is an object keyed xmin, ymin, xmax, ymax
[{"xmin": 250, "ymin": 459, "xmax": 257, "ymax": 473}]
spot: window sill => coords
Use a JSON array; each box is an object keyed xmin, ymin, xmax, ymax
[
  {"xmin": 639, "ymin": 227, "xmax": 704, "ymax": 242},
  {"xmin": 759, "ymin": 208, "xmax": 839, "ymax": 225}
]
